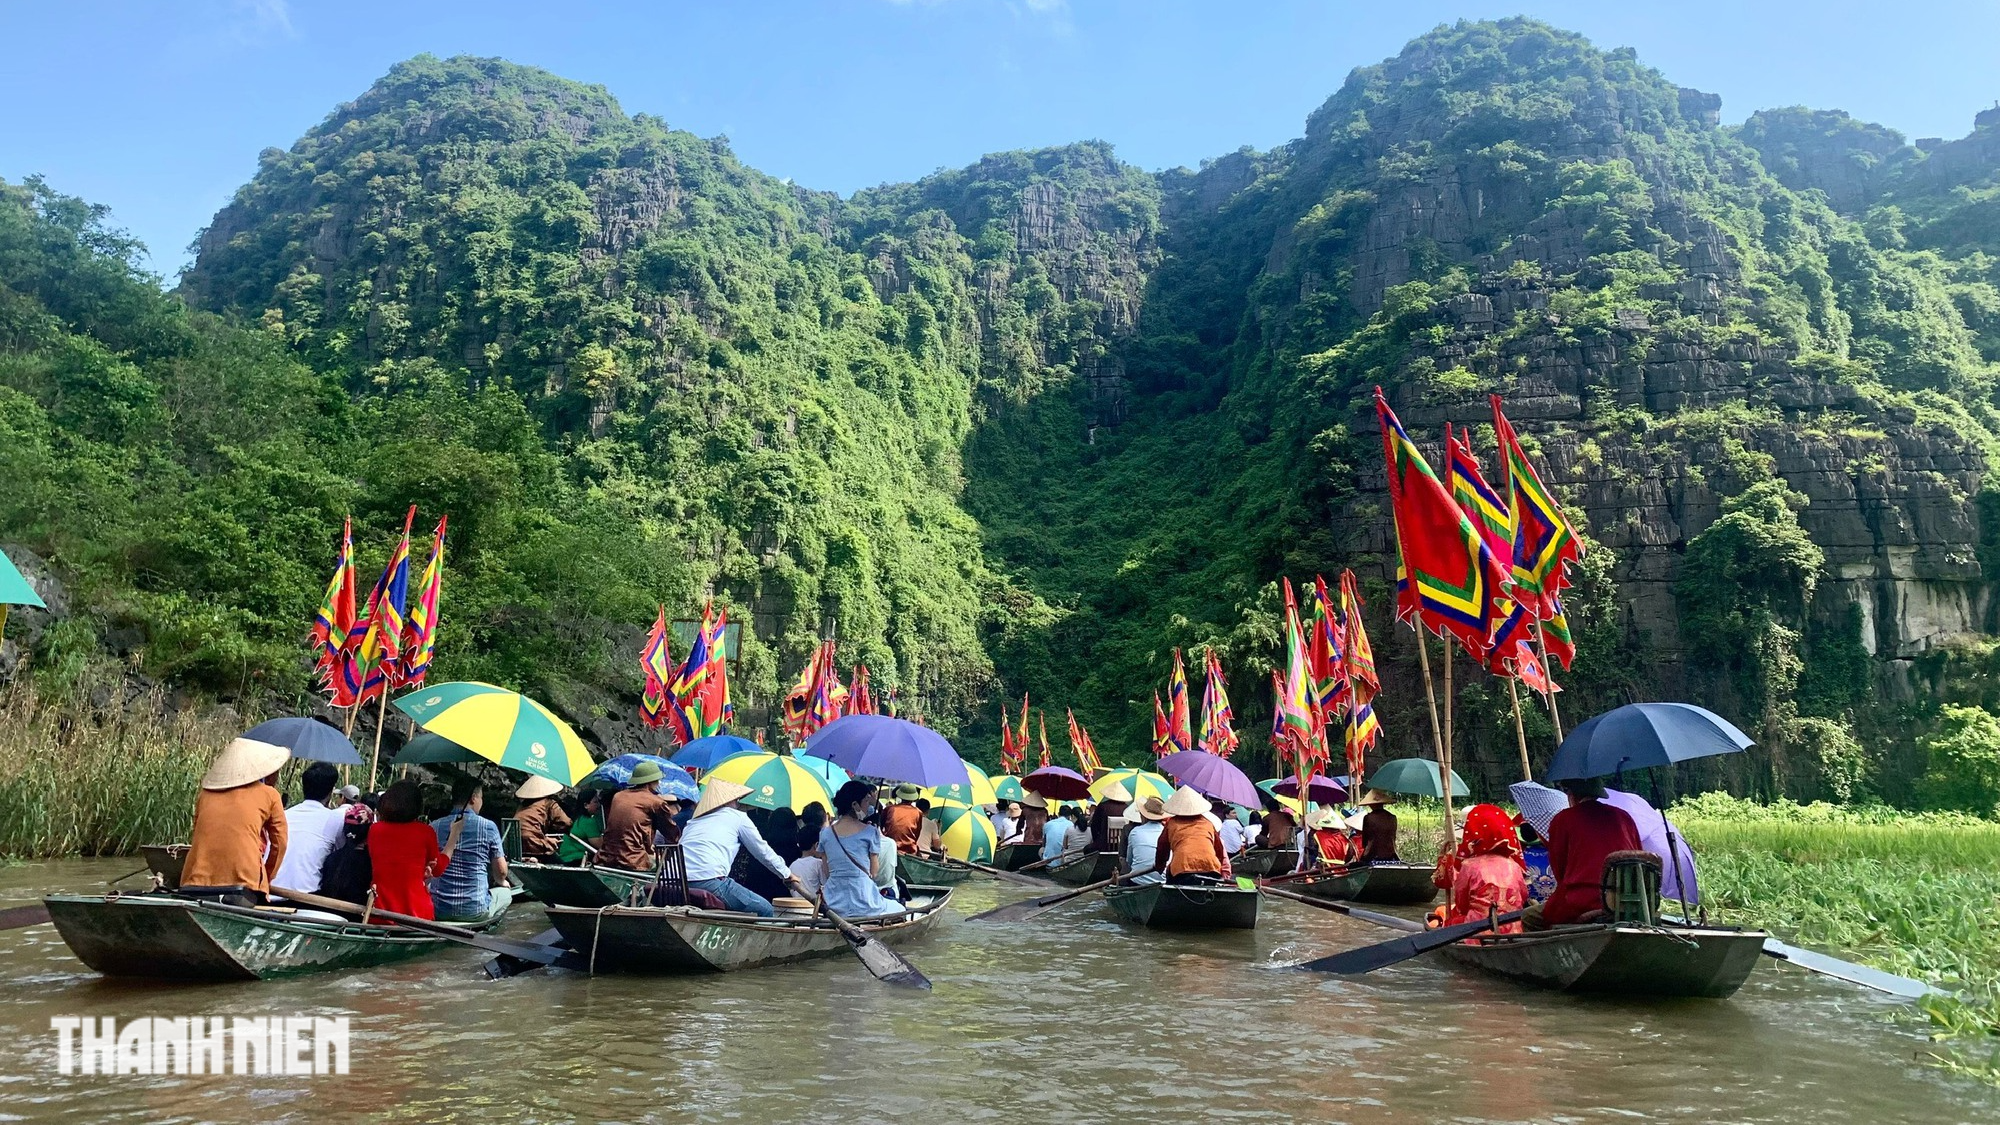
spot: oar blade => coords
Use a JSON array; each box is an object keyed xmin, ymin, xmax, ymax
[
  {"xmin": 1761, "ymin": 938, "xmax": 1940, "ymax": 999},
  {"xmin": 0, "ymin": 903, "xmax": 51, "ymax": 931},
  {"xmin": 1295, "ymin": 912, "xmax": 1519, "ymax": 975},
  {"xmin": 846, "ymin": 932, "xmax": 932, "ymax": 989}
]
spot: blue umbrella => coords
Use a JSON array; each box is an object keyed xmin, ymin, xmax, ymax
[
  {"xmin": 580, "ymin": 753, "xmax": 700, "ymax": 802},
  {"xmin": 802, "ymin": 715, "xmax": 971, "ymax": 788},
  {"xmin": 790, "ymin": 753, "xmax": 852, "ymax": 793},
  {"xmin": 1545, "ymin": 703, "xmax": 1754, "ymax": 782},
  {"xmin": 241, "ymin": 717, "xmax": 363, "ymax": 766},
  {"xmin": 671, "ymin": 734, "xmax": 761, "ymax": 771}
]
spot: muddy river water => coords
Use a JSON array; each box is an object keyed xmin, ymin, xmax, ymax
[{"xmin": 0, "ymin": 858, "xmax": 1992, "ymax": 1123}]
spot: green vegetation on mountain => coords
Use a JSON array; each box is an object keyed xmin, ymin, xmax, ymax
[{"xmin": 6, "ymin": 21, "xmax": 2000, "ymax": 804}]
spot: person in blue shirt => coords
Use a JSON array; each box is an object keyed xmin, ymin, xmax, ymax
[
  {"xmin": 1041, "ymin": 806, "xmax": 1083, "ymax": 863},
  {"xmin": 1121, "ymin": 796, "xmax": 1167, "ymax": 885},
  {"xmin": 429, "ymin": 778, "xmax": 514, "ymax": 922}
]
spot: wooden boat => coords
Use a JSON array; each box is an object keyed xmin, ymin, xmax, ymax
[
  {"xmin": 1439, "ymin": 923, "xmax": 1768, "ymax": 998},
  {"xmin": 544, "ymin": 887, "xmax": 952, "ymax": 974},
  {"xmin": 141, "ymin": 844, "xmax": 188, "ymax": 890},
  {"xmin": 1285, "ymin": 863, "xmax": 1438, "ymax": 906},
  {"xmin": 510, "ymin": 862, "xmax": 652, "ymax": 907},
  {"xmin": 993, "ymin": 843, "xmax": 1037, "ymax": 871},
  {"xmin": 44, "ymin": 893, "xmax": 509, "ymax": 982},
  {"xmin": 1104, "ymin": 881, "xmax": 1259, "ymax": 930},
  {"xmin": 1230, "ymin": 849, "xmax": 1283, "ymax": 878},
  {"xmin": 896, "ymin": 854, "xmax": 975, "ymax": 886},
  {"xmin": 1045, "ymin": 851, "xmax": 1119, "ymax": 887}
]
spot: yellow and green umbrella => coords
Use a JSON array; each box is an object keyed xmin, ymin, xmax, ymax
[
  {"xmin": 1090, "ymin": 768, "xmax": 1173, "ymax": 804},
  {"xmin": 928, "ymin": 805, "xmax": 997, "ymax": 864},
  {"xmin": 926, "ymin": 760, "xmax": 998, "ymax": 809},
  {"xmin": 392, "ymin": 681, "xmax": 594, "ymax": 785},
  {"xmin": 703, "ymin": 751, "xmax": 835, "ymax": 813},
  {"xmin": 992, "ymin": 775, "xmax": 1030, "ymax": 803}
]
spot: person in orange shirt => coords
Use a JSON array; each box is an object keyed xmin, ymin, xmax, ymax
[
  {"xmin": 1427, "ymin": 803, "xmax": 1529, "ymax": 936},
  {"xmin": 879, "ymin": 784, "xmax": 925, "ymax": 856},
  {"xmin": 1149, "ymin": 786, "xmax": 1231, "ymax": 884},
  {"xmin": 180, "ymin": 737, "xmax": 290, "ymax": 902}
]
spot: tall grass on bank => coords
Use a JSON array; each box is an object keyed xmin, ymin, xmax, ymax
[
  {"xmin": 1673, "ymin": 794, "xmax": 2000, "ymax": 1085},
  {"xmin": 0, "ymin": 680, "xmax": 229, "ymax": 857}
]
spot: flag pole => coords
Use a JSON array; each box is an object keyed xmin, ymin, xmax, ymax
[
  {"xmin": 367, "ymin": 691, "xmax": 390, "ymax": 788},
  {"xmin": 1532, "ymin": 620, "xmax": 1566, "ymax": 742},
  {"xmin": 1506, "ymin": 676, "xmax": 1532, "ymax": 782},
  {"xmin": 1411, "ymin": 624, "xmax": 1448, "ymax": 851},
  {"xmin": 1438, "ymin": 636, "xmax": 1456, "ymax": 853}
]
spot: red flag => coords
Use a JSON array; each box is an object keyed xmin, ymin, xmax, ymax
[
  {"xmin": 1167, "ymin": 648, "xmax": 1193, "ymax": 752},
  {"xmin": 1037, "ymin": 712, "xmax": 1052, "ymax": 770},
  {"xmin": 848, "ymin": 665, "xmax": 876, "ymax": 716},
  {"xmin": 638, "ymin": 606, "xmax": 682, "ymax": 734},
  {"xmin": 1377, "ymin": 389, "xmax": 1509, "ymax": 658},
  {"xmin": 1151, "ymin": 691, "xmax": 1173, "ymax": 757},
  {"xmin": 313, "ymin": 518, "xmax": 359, "ymax": 706},
  {"xmin": 1494, "ymin": 395, "xmax": 1584, "ymax": 619},
  {"xmin": 1340, "ymin": 570, "xmax": 1382, "ymax": 781},
  {"xmin": 999, "ymin": 698, "xmax": 1023, "ymax": 774},
  {"xmin": 399, "ymin": 515, "xmax": 446, "ymax": 688}
]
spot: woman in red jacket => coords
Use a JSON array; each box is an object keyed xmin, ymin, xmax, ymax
[{"xmin": 367, "ymin": 780, "xmax": 454, "ymax": 919}]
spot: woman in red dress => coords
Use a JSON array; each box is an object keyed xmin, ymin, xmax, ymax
[
  {"xmin": 367, "ymin": 780, "xmax": 453, "ymax": 919},
  {"xmin": 1428, "ymin": 803, "xmax": 1528, "ymax": 935}
]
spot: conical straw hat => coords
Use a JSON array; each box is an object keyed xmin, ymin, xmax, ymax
[
  {"xmin": 517, "ymin": 775, "xmax": 564, "ymax": 800},
  {"xmin": 202, "ymin": 738, "xmax": 290, "ymax": 791},
  {"xmin": 1100, "ymin": 780, "xmax": 1132, "ymax": 803},
  {"xmin": 1163, "ymin": 785, "xmax": 1209, "ymax": 818},
  {"xmin": 694, "ymin": 778, "xmax": 753, "ymax": 819}
]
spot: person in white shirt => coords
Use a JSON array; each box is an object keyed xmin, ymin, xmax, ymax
[
  {"xmin": 680, "ymin": 779, "xmax": 802, "ymax": 917},
  {"xmin": 1211, "ymin": 799, "xmax": 1248, "ymax": 856},
  {"xmin": 990, "ymin": 803, "xmax": 1019, "ymax": 846},
  {"xmin": 1121, "ymin": 796, "xmax": 1168, "ymax": 885},
  {"xmin": 270, "ymin": 762, "xmax": 346, "ymax": 893}
]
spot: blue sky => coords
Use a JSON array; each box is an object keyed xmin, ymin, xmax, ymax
[{"xmin": 6, "ymin": 0, "xmax": 1997, "ymax": 277}]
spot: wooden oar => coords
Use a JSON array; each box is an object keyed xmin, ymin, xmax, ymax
[
  {"xmin": 0, "ymin": 903, "xmax": 52, "ymax": 931},
  {"xmin": 967, "ymin": 875, "xmax": 1123, "ymax": 923},
  {"xmin": 268, "ymin": 886, "xmax": 585, "ymax": 969},
  {"xmin": 965, "ymin": 861, "xmax": 1053, "ymax": 888},
  {"xmin": 814, "ymin": 893, "xmax": 930, "ymax": 989},
  {"xmin": 1760, "ymin": 938, "xmax": 1941, "ymax": 999},
  {"xmin": 1258, "ymin": 883, "xmax": 1425, "ymax": 931},
  {"xmin": 1293, "ymin": 909, "xmax": 1527, "ymax": 975}
]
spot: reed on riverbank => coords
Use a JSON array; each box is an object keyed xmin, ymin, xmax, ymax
[
  {"xmin": 0, "ymin": 680, "xmax": 230, "ymax": 857},
  {"xmin": 1674, "ymin": 794, "xmax": 2000, "ymax": 1085}
]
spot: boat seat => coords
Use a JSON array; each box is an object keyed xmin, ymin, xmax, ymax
[
  {"xmin": 1601, "ymin": 850, "xmax": 1664, "ymax": 925},
  {"xmin": 177, "ymin": 885, "xmax": 264, "ymax": 908}
]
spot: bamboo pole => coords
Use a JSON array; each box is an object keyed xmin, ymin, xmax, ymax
[
  {"xmin": 1507, "ymin": 677, "xmax": 1532, "ymax": 782},
  {"xmin": 366, "ymin": 691, "xmax": 390, "ymax": 789},
  {"xmin": 1412, "ymin": 625, "xmax": 1451, "ymax": 853},
  {"xmin": 1532, "ymin": 620, "xmax": 1566, "ymax": 743},
  {"xmin": 1439, "ymin": 636, "xmax": 1455, "ymax": 852}
]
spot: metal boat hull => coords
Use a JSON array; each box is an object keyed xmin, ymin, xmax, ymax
[{"xmin": 1104, "ymin": 883, "xmax": 1260, "ymax": 930}]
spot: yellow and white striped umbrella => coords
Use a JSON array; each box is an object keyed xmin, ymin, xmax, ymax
[
  {"xmin": 925, "ymin": 760, "xmax": 998, "ymax": 809},
  {"xmin": 1089, "ymin": 768, "xmax": 1174, "ymax": 804}
]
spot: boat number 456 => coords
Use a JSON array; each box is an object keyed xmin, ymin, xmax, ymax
[{"xmin": 694, "ymin": 926, "xmax": 736, "ymax": 953}]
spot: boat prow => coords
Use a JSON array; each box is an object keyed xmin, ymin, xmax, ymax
[
  {"xmin": 510, "ymin": 862, "xmax": 651, "ymax": 907},
  {"xmin": 544, "ymin": 886, "xmax": 953, "ymax": 974},
  {"xmin": 1105, "ymin": 881, "xmax": 1260, "ymax": 930},
  {"xmin": 1441, "ymin": 924, "xmax": 1769, "ymax": 998},
  {"xmin": 896, "ymin": 854, "xmax": 976, "ymax": 886},
  {"xmin": 45, "ymin": 893, "xmax": 508, "ymax": 982}
]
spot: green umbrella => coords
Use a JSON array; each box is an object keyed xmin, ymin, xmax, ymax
[
  {"xmin": 992, "ymin": 775, "xmax": 1030, "ymax": 803},
  {"xmin": 394, "ymin": 732, "xmax": 486, "ymax": 765},
  {"xmin": 0, "ymin": 549, "xmax": 44, "ymax": 609},
  {"xmin": 1365, "ymin": 758, "xmax": 1470, "ymax": 798},
  {"xmin": 392, "ymin": 681, "xmax": 596, "ymax": 785}
]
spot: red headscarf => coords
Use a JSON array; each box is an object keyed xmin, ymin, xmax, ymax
[{"xmin": 1457, "ymin": 803, "xmax": 1523, "ymax": 863}]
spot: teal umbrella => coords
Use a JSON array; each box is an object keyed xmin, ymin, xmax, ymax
[
  {"xmin": 0, "ymin": 549, "xmax": 44, "ymax": 609},
  {"xmin": 1365, "ymin": 758, "xmax": 1470, "ymax": 798},
  {"xmin": 395, "ymin": 732, "xmax": 487, "ymax": 765}
]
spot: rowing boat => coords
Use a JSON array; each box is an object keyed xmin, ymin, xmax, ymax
[
  {"xmin": 544, "ymin": 887, "xmax": 952, "ymax": 974},
  {"xmin": 1284, "ymin": 863, "xmax": 1437, "ymax": 905},
  {"xmin": 1104, "ymin": 881, "xmax": 1259, "ymax": 930},
  {"xmin": 44, "ymin": 893, "xmax": 509, "ymax": 981},
  {"xmin": 1045, "ymin": 851, "xmax": 1119, "ymax": 887},
  {"xmin": 1440, "ymin": 924, "xmax": 1769, "ymax": 997},
  {"xmin": 141, "ymin": 844, "xmax": 188, "ymax": 890},
  {"xmin": 1230, "ymin": 849, "xmax": 1283, "ymax": 878},
  {"xmin": 896, "ymin": 854, "xmax": 975, "ymax": 886},
  {"xmin": 509, "ymin": 862, "xmax": 652, "ymax": 907},
  {"xmin": 993, "ymin": 844, "xmax": 1038, "ymax": 871}
]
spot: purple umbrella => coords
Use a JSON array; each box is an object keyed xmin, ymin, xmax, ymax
[
  {"xmin": 1021, "ymin": 765, "xmax": 1092, "ymax": 801},
  {"xmin": 801, "ymin": 714, "xmax": 971, "ymax": 788},
  {"xmin": 1604, "ymin": 788, "xmax": 1701, "ymax": 904},
  {"xmin": 1157, "ymin": 750, "xmax": 1261, "ymax": 809},
  {"xmin": 1273, "ymin": 773, "xmax": 1348, "ymax": 804}
]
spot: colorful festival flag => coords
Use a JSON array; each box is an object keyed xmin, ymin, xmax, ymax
[
  {"xmin": 1151, "ymin": 691, "xmax": 1174, "ymax": 757},
  {"xmin": 1339, "ymin": 569, "xmax": 1381, "ymax": 781},
  {"xmin": 1541, "ymin": 597, "xmax": 1577, "ymax": 671},
  {"xmin": 340, "ymin": 507, "xmax": 415, "ymax": 705},
  {"xmin": 312, "ymin": 518, "xmax": 358, "ymax": 704},
  {"xmin": 1197, "ymin": 648, "xmax": 1239, "ymax": 759},
  {"xmin": 999, "ymin": 698, "xmax": 1024, "ymax": 775},
  {"xmin": 1377, "ymin": 390, "xmax": 1509, "ymax": 658},
  {"xmin": 1276, "ymin": 579, "xmax": 1323, "ymax": 771},
  {"xmin": 1167, "ymin": 648, "xmax": 1193, "ymax": 753},
  {"xmin": 1066, "ymin": 709, "xmax": 1103, "ymax": 774},
  {"xmin": 848, "ymin": 664, "xmax": 876, "ymax": 716},
  {"xmin": 674, "ymin": 604, "xmax": 733, "ymax": 741},
  {"xmin": 639, "ymin": 607, "xmax": 679, "ymax": 732},
  {"xmin": 399, "ymin": 515, "xmax": 446, "ymax": 688},
  {"xmin": 1308, "ymin": 575, "xmax": 1350, "ymax": 722},
  {"xmin": 1037, "ymin": 712, "xmax": 1052, "ymax": 770},
  {"xmin": 1493, "ymin": 394, "xmax": 1584, "ymax": 619}
]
